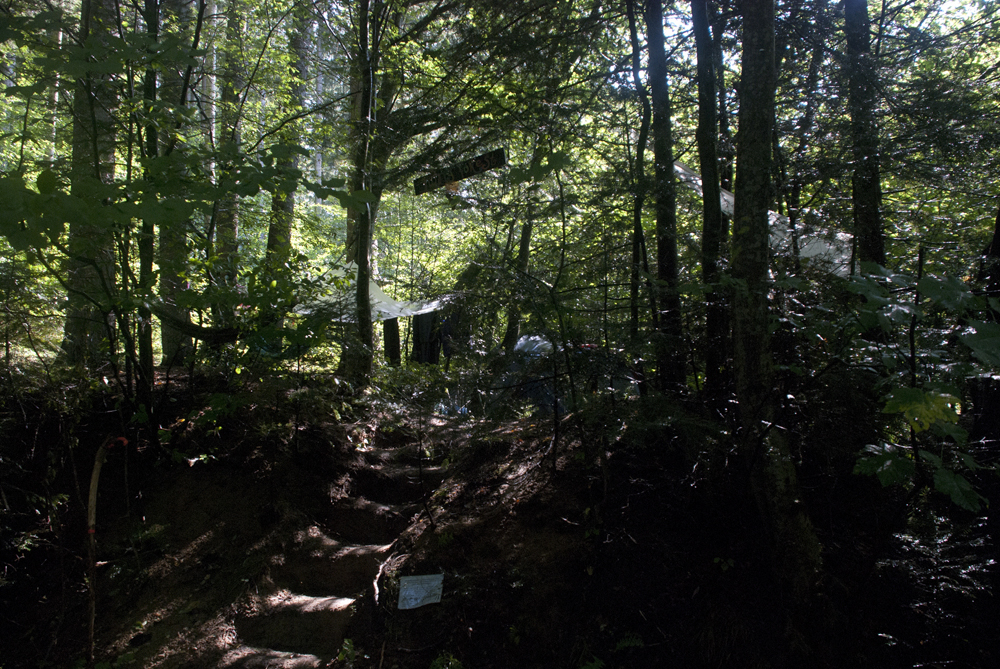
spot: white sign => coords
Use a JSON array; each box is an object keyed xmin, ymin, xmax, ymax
[{"xmin": 398, "ymin": 574, "xmax": 444, "ymax": 610}]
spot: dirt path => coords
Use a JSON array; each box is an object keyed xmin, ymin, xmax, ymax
[
  {"xmin": 226, "ymin": 441, "xmax": 446, "ymax": 667},
  {"xmin": 97, "ymin": 428, "xmax": 447, "ymax": 668}
]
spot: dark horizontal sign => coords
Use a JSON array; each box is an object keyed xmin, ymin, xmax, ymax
[{"xmin": 414, "ymin": 148, "xmax": 506, "ymax": 195}]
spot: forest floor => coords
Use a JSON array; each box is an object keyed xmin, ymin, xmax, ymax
[{"xmin": 1, "ymin": 370, "xmax": 998, "ymax": 668}]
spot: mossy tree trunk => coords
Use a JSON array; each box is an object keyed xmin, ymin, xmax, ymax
[{"xmin": 732, "ymin": 0, "xmax": 821, "ymax": 611}]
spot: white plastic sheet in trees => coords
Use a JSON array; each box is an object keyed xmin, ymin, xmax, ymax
[
  {"xmin": 299, "ymin": 264, "xmax": 448, "ymax": 323},
  {"xmin": 674, "ymin": 161, "xmax": 852, "ymax": 276}
]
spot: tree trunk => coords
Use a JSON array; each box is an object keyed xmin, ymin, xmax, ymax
[
  {"xmin": 266, "ymin": 5, "xmax": 308, "ymax": 272},
  {"xmin": 264, "ymin": 4, "xmax": 308, "ymax": 343},
  {"xmin": 692, "ymin": 0, "xmax": 726, "ymax": 399},
  {"xmin": 136, "ymin": 0, "xmax": 159, "ymax": 402},
  {"xmin": 985, "ymin": 201, "xmax": 1000, "ymax": 317},
  {"xmin": 845, "ymin": 0, "xmax": 885, "ymax": 269},
  {"xmin": 341, "ymin": 0, "xmax": 376, "ymax": 386},
  {"xmin": 157, "ymin": 0, "xmax": 200, "ymax": 366},
  {"xmin": 212, "ymin": 1, "xmax": 243, "ymax": 326},
  {"xmin": 625, "ymin": 0, "xmax": 658, "ymax": 346},
  {"xmin": 500, "ymin": 210, "xmax": 534, "ymax": 353},
  {"xmin": 785, "ymin": 25, "xmax": 827, "ymax": 273},
  {"xmin": 644, "ymin": 0, "xmax": 685, "ymax": 389},
  {"xmin": 712, "ymin": 4, "xmax": 734, "ymax": 193},
  {"xmin": 732, "ymin": 0, "xmax": 821, "ymax": 612},
  {"xmin": 61, "ymin": 0, "xmax": 118, "ymax": 367}
]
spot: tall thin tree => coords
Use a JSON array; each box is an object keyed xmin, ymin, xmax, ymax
[
  {"xmin": 732, "ymin": 0, "xmax": 821, "ymax": 610},
  {"xmin": 692, "ymin": 0, "xmax": 726, "ymax": 398},
  {"xmin": 643, "ymin": 0, "xmax": 685, "ymax": 389},
  {"xmin": 60, "ymin": 0, "xmax": 118, "ymax": 367},
  {"xmin": 845, "ymin": 0, "xmax": 885, "ymax": 269}
]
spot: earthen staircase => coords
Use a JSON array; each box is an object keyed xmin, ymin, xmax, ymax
[{"xmin": 219, "ymin": 441, "xmax": 445, "ymax": 668}]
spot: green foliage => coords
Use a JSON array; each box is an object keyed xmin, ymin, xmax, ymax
[
  {"xmin": 844, "ymin": 262, "xmax": 997, "ymax": 512},
  {"xmin": 882, "ymin": 387, "xmax": 960, "ymax": 433},
  {"xmin": 614, "ymin": 631, "xmax": 644, "ymax": 651},
  {"xmin": 931, "ymin": 464, "xmax": 987, "ymax": 513},
  {"xmin": 429, "ymin": 651, "xmax": 463, "ymax": 669},
  {"xmin": 712, "ymin": 557, "xmax": 735, "ymax": 573},
  {"xmin": 855, "ymin": 443, "xmax": 917, "ymax": 487},
  {"xmin": 336, "ymin": 638, "xmax": 356, "ymax": 666},
  {"xmin": 959, "ymin": 320, "xmax": 1000, "ymax": 367}
]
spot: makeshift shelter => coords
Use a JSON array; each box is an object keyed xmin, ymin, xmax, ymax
[
  {"xmin": 299, "ymin": 264, "xmax": 448, "ymax": 323},
  {"xmin": 673, "ymin": 161, "xmax": 853, "ymax": 276}
]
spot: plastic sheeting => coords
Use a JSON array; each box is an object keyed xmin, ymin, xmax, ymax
[
  {"xmin": 299, "ymin": 264, "xmax": 448, "ymax": 323},
  {"xmin": 674, "ymin": 161, "xmax": 852, "ymax": 276}
]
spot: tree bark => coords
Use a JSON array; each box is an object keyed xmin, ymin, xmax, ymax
[
  {"xmin": 643, "ymin": 0, "xmax": 685, "ymax": 389},
  {"xmin": 692, "ymin": 0, "xmax": 726, "ymax": 399},
  {"xmin": 60, "ymin": 0, "xmax": 118, "ymax": 367},
  {"xmin": 137, "ymin": 0, "xmax": 159, "ymax": 398},
  {"xmin": 985, "ymin": 201, "xmax": 1000, "ymax": 316},
  {"xmin": 211, "ymin": 1, "xmax": 243, "ymax": 327},
  {"xmin": 733, "ymin": 0, "xmax": 821, "ymax": 611},
  {"xmin": 785, "ymin": 23, "xmax": 827, "ymax": 273},
  {"xmin": 341, "ymin": 0, "xmax": 376, "ymax": 386},
  {"xmin": 157, "ymin": 0, "xmax": 201, "ymax": 366},
  {"xmin": 711, "ymin": 4, "xmax": 734, "ymax": 193},
  {"xmin": 625, "ymin": 0, "xmax": 658, "ymax": 347},
  {"xmin": 845, "ymin": 0, "xmax": 885, "ymax": 269},
  {"xmin": 266, "ymin": 5, "xmax": 308, "ymax": 272},
  {"xmin": 500, "ymin": 212, "xmax": 534, "ymax": 353}
]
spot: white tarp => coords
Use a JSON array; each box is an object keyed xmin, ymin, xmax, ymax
[
  {"xmin": 674, "ymin": 161, "xmax": 852, "ymax": 276},
  {"xmin": 300, "ymin": 264, "xmax": 448, "ymax": 322}
]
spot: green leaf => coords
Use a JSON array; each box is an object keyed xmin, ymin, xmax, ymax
[
  {"xmin": 959, "ymin": 321, "xmax": 1000, "ymax": 367},
  {"xmin": 336, "ymin": 189, "xmax": 379, "ymax": 210},
  {"xmin": 917, "ymin": 275, "xmax": 981, "ymax": 312},
  {"xmin": 933, "ymin": 467, "xmax": 986, "ymax": 512},
  {"xmin": 931, "ymin": 421, "xmax": 968, "ymax": 446},
  {"xmin": 883, "ymin": 387, "xmax": 960, "ymax": 432},
  {"xmin": 36, "ymin": 170, "xmax": 58, "ymax": 195},
  {"xmin": 959, "ymin": 452, "xmax": 983, "ymax": 471},
  {"xmin": 918, "ymin": 449, "xmax": 942, "ymax": 468},
  {"xmin": 855, "ymin": 444, "xmax": 915, "ymax": 486},
  {"xmin": 5, "ymin": 82, "xmax": 48, "ymax": 98},
  {"xmin": 845, "ymin": 275, "xmax": 890, "ymax": 306}
]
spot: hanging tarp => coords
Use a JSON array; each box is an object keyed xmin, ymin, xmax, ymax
[
  {"xmin": 674, "ymin": 161, "xmax": 852, "ymax": 276},
  {"xmin": 299, "ymin": 264, "xmax": 448, "ymax": 323}
]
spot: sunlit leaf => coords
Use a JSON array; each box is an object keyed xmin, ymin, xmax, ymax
[{"xmin": 883, "ymin": 387, "xmax": 960, "ymax": 432}]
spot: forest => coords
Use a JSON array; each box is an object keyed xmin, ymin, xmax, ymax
[{"xmin": 1, "ymin": 0, "xmax": 999, "ymax": 667}]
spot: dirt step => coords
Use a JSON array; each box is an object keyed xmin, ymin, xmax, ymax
[
  {"xmin": 350, "ymin": 464, "xmax": 447, "ymax": 504},
  {"xmin": 359, "ymin": 444, "xmax": 448, "ymax": 467},
  {"xmin": 235, "ymin": 593, "xmax": 354, "ymax": 657},
  {"xmin": 270, "ymin": 542, "xmax": 393, "ymax": 596},
  {"xmin": 323, "ymin": 497, "xmax": 420, "ymax": 544},
  {"xmin": 219, "ymin": 645, "xmax": 325, "ymax": 668}
]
